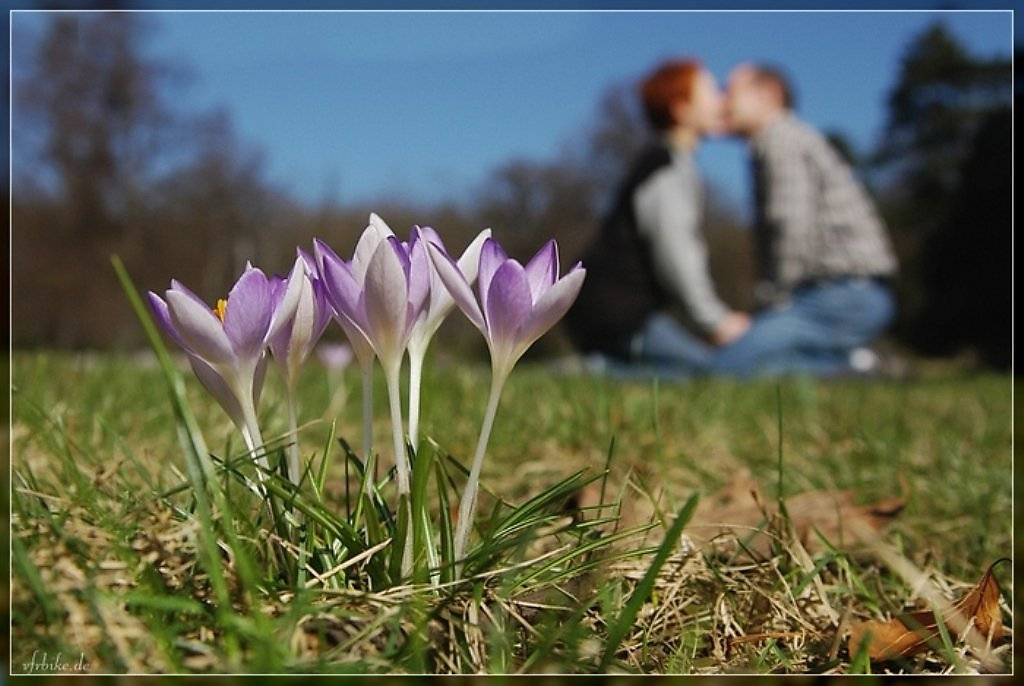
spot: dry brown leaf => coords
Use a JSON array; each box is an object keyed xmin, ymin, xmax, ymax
[
  {"xmin": 848, "ymin": 560, "xmax": 1006, "ymax": 662},
  {"xmin": 685, "ymin": 469, "xmax": 907, "ymax": 559}
]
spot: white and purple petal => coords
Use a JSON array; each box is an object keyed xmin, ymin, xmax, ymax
[
  {"xmin": 165, "ymin": 289, "xmax": 236, "ymax": 365},
  {"xmin": 147, "ymin": 292, "xmax": 189, "ymax": 351},
  {"xmin": 222, "ymin": 266, "xmax": 275, "ymax": 360},
  {"xmin": 483, "ymin": 260, "xmax": 533, "ymax": 352},
  {"xmin": 516, "ymin": 265, "xmax": 586, "ymax": 353},
  {"xmin": 363, "ymin": 238, "xmax": 411, "ymax": 369},
  {"xmin": 265, "ymin": 257, "xmax": 306, "ymax": 344},
  {"xmin": 477, "ymin": 238, "xmax": 509, "ymax": 308},
  {"xmin": 188, "ymin": 354, "xmax": 248, "ymax": 430},
  {"xmin": 427, "ymin": 242, "xmax": 486, "ymax": 333},
  {"xmin": 523, "ymin": 239, "xmax": 559, "ymax": 302}
]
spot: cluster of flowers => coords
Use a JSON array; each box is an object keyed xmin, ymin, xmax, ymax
[{"xmin": 148, "ymin": 214, "xmax": 586, "ymax": 578}]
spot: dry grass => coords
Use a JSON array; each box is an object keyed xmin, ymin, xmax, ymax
[{"xmin": 9, "ymin": 351, "xmax": 1014, "ymax": 674}]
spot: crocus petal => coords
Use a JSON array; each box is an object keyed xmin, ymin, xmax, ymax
[
  {"xmin": 478, "ymin": 238, "xmax": 508, "ymax": 309},
  {"xmin": 297, "ymin": 246, "xmax": 317, "ymax": 274},
  {"xmin": 169, "ymin": 279, "xmax": 216, "ymax": 311},
  {"xmin": 278, "ymin": 272, "xmax": 317, "ymax": 373},
  {"xmin": 484, "ymin": 260, "xmax": 533, "ymax": 352},
  {"xmin": 317, "ymin": 341, "xmax": 354, "ymax": 370},
  {"xmin": 319, "ymin": 250, "xmax": 376, "ymax": 366},
  {"xmin": 427, "ymin": 242, "xmax": 486, "ymax": 333},
  {"xmin": 165, "ymin": 289, "xmax": 236, "ymax": 364},
  {"xmin": 298, "ymin": 247, "xmax": 333, "ymax": 342},
  {"xmin": 312, "ymin": 238, "xmax": 343, "ymax": 277},
  {"xmin": 147, "ymin": 292, "xmax": 188, "ymax": 350},
  {"xmin": 267, "ymin": 276, "xmax": 290, "ymax": 361},
  {"xmin": 222, "ymin": 266, "xmax": 275, "ymax": 360},
  {"xmin": 321, "ymin": 252, "xmax": 368, "ymax": 328},
  {"xmin": 253, "ymin": 353, "xmax": 268, "ymax": 408},
  {"xmin": 368, "ymin": 212, "xmax": 395, "ymax": 239},
  {"xmin": 363, "ymin": 238, "xmax": 410, "ymax": 369},
  {"xmin": 338, "ymin": 320, "xmax": 377, "ymax": 369},
  {"xmin": 516, "ymin": 265, "xmax": 587, "ymax": 352},
  {"xmin": 352, "ymin": 214, "xmax": 395, "ymax": 281},
  {"xmin": 309, "ymin": 275, "xmax": 333, "ymax": 343},
  {"xmin": 415, "ymin": 225, "xmax": 444, "ymax": 249},
  {"xmin": 455, "ymin": 229, "xmax": 492, "ymax": 283},
  {"xmin": 407, "ymin": 233, "xmax": 432, "ymax": 319},
  {"xmin": 291, "ymin": 274, "xmax": 317, "ymax": 351},
  {"xmin": 188, "ymin": 354, "xmax": 247, "ymax": 431},
  {"xmin": 266, "ymin": 257, "xmax": 306, "ymax": 343},
  {"xmin": 523, "ymin": 239, "xmax": 559, "ymax": 302},
  {"xmin": 414, "ymin": 227, "xmax": 493, "ymax": 344}
]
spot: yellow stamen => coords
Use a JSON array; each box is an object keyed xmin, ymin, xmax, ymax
[{"xmin": 213, "ymin": 298, "xmax": 228, "ymax": 322}]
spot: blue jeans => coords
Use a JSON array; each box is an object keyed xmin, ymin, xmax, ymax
[
  {"xmin": 599, "ymin": 312, "xmax": 714, "ymax": 380},
  {"xmin": 711, "ymin": 277, "xmax": 895, "ymax": 378}
]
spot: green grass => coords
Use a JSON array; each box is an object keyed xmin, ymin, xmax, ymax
[{"xmin": 9, "ymin": 349, "xmax": 1013, "ymax": 674}]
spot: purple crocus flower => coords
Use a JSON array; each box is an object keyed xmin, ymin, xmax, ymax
[
  {"xmin": 316, "ymin": 341, "xmax": 354, "ymax": 371},
  {"xmin": 148, "ymin": 258, "xmax": 304, "ymax": 466},
  {"xmin": 428, "ymin": 237, "xmax": 586, "ymax": 382},
  {"xmin": 313, "ymin": 214, "xmax": 395, "ymax": 372},
  {"xmin": 427, "ymin": 237, "xmax": 585, "ymax": 575},
  {"xmin": 318, "ymin": 221, "xmax": 430, "ymax": 495},
  {"xmin": 405, "ymin": 226, "xmax": 491, "ymax": 448},
  {"xmin": 318, "ymin": 232, "xmax": 430, "ymax": 386},
  {"xmin": 268, "ymin": 249, "xmax": 332, "ymax": 484},
  {"xmin": 319, "ymin": 220, "xmax": 434, "ymax": 578},
  {"xmin": 312, "ymin": 215, "xmax": 398, "ymax": 502},
  {"xmin": 269, "ymin": 248, "xmax": 332, "ymax": 387}
]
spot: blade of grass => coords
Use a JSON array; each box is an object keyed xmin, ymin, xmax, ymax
[
  {"xmin": 434, "ymin": 459, "xmax": 456, "ymax": 585},
  {"xmin": 410, "ymin": 440, "xmax": 440, "ymax": 585},
  {"xmin": 11, "ymin": 534, "xmax": 60, "ymax": 623},
  {"xmin": 598, "ymin": 492, "xmax": 700, "ymax": 672},
  {"xmin": 112, "ymin": 255, "xmax": 258, "ymax": 659},
  {"xmin": 390, "ymin": 493, "xmax": 411, "ymax": 582}
]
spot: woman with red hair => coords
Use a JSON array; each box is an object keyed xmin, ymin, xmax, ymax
[{"xmin": 566, "ymin": 59, "xmax": 748, "ymax": 377}]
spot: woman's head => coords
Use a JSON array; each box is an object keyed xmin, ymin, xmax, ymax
[{"xmin": 640, "ymin": 59, "xmax": 724, "ymax": 138}]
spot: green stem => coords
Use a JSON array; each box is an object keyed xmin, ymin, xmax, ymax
[
  {"xmin": 384, "ymin": 365, "xmax": 414, "ymax": 578},
  {"xmin": 240, "ymin": 410, "xmax": 288, "ymax": 547},
  {"xmin": 360, "ymin": 362, "xmax": 375, "ymax": 496},
  {"xmin": 240, "ymin": 415, "xmax": 266, "ymax": 480},
  {"xmin": 452, "ymin": 369, "xmax": 506, "ymax": 578},
  {"xmin": 286, "ymin": 378, "xmax": 301, "ymax": 487},
  {"xmin": 407, "ymin": 348, "xmax": 425, "ymax": 452}
]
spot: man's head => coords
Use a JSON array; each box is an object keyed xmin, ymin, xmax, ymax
[
  {"xmin": 640, "ymin": 59, "xmax": 724, "ymax": 140},
  {"xmin": 725, "ymin": 62, "xmax": 795, "ymax": 138}
]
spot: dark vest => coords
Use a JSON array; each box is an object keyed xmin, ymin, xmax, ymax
[{"xmin": 565, "ymin": 144, "xmax": 673, "ymax": 356}]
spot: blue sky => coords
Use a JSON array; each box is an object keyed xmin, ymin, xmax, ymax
[{"xmin": 12, "ymin": 9, "xmax": 1014, "ymax": 214}]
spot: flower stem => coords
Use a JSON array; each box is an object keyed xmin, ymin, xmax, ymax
[
  {"xmin": 384, "ymin": 368, "xmax": 411, "ymax": 496},
  {"xmin": 240, "ymin": 412, "xmax": 286, "ymax": 541},
  {"xmin": 407, "ymin": 349, "xmax": 424, "ymax": 452},
  {"xmin": 452, "ymin": 370, "xmax": 506, "ymax": 578},
  {"xmin": 360, "ymin": 362, "xmax": 375, "ymax": 496},
  {"xmin": 241, "ymin": 412, "xmax": 267, "ymax": 474},
  {"xmin": 285, "ymin": 378, "xmax": 301, "ymax": 487},
  {"xmin": 384, "ymin": 365, "xmax": 414, "ymax": 578}
]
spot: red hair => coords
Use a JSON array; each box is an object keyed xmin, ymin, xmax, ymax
[{"xmin": 640, "ymin": 59, "xmax": 702, "ymax": 131}]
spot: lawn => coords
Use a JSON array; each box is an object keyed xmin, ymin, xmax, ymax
[{"xmin": 8, "ymin": 349, "xmax": 1013, "ymax": 674}]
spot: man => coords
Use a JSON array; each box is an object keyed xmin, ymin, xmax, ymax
[
  {"xmin": 565, "ymin": 59, "xmax": 749, "ymax": 377},
  {"xmin": 713, "ymin": 63, "xmax": 898, "ymax": 377}
]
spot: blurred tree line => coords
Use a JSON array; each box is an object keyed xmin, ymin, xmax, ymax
[
  {"xmin": 868, "ymin": 23, "xmax": 1013, "ymax": 369},
  {"xmin": 11, "ymin": 15, "xmax": 1012, "ymax": 368}
]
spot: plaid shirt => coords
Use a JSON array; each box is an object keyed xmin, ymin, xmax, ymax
[{"xmin": 751, "ymin": 113, "xmax": 897, "ymax": 305}]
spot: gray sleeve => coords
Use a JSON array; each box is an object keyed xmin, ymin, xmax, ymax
[{"xmin": 634, "ymin": 164, "xmax": 729, "ymax": 333}]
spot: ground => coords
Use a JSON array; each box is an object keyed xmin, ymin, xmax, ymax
[{"xmin": 8, "ymin": 351, "xmax": 1014, "ymax": 674}]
